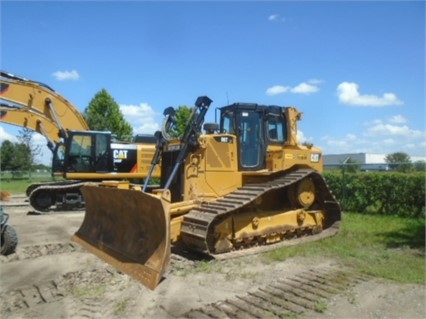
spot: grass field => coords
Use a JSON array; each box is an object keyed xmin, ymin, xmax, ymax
[
  {"xmin": 267, "ymin": 212, "xmax": 425, "ymax": 284},
  {"xmin": 0, "ymin": 173, "xmax": 56, "ymax": 194}
]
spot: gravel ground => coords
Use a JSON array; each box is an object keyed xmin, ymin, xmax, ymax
[{"xmin": 0, "ymin": 195, "xmax": 425, "ymax": 319}]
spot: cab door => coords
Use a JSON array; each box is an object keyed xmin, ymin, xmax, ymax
[{"xmin": 221, "ymin": 106, "xmax": 266, "ymax": 171}]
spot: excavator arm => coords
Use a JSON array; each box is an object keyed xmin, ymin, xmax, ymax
[{"xmin": 0, "ymin": 70, "xmax": 89, "ymax": 151}]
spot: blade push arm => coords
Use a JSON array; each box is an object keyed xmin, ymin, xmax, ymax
[{"xmin": 163, "ymin": 96, "xmax": 212, "ymax": 190}]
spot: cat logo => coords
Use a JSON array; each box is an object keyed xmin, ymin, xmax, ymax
[{"xmin": 113, "ymin": 150, "xmax": 128, "ymax": 160}]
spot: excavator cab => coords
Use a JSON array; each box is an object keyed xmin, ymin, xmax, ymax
[
  {"xmin": 50, "ymin": 131, "xmax": 112, "ymax": 175},
  {"xmin": 64, "ymin": 131, "xmax": 111, "ymax": 173}
]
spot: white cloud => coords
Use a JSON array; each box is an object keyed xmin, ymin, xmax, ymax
[
  {"xmin": 268, "ymin": 14, "xmax": 284, "ymax": 22},
  {"xmin": 0, "ymin": 126, "xmax": 18, "ymax": 143},
  {"xmin": 52, "ymin": 70, "xmax": 80, "ymax": 81},
  {"xmin": 346, "ymin": 133, "xmax": 357, "ymax": 141},
  {"xmin": 120, "ymin": 103, "xmax": 154, "ymax": 117},
  {"xmin": 297, "ymin": 130, "xmax": 317, "ymax": 145},
  {"xmin": 383, "ymin": 138, "xmax": 395, "ymax": 145},
  {"xmin": 291, "ymin": 82, "xmax": 319, "ymax": 94},
  {"xmin": 120, "ymin": 102, "xmax": 161, "ymax": 134},
  {"xmin": 307, "ymin": 78, "xmax": 323, "ymax": 85},
  {"xmin": 388, "ymin": 115, "xmax": 407, "ymax": 124},
  {"xmin": 320, "ymin": 115, "xmax": 426, "ymax": 157},
  {"xmin": 266, "ymin": 85, "xmax": 290, "ymax": 96},
  {"xmin": 321, "ymin": 134, "xmax": 368, "ymax": 152},
  {"xmin": 365, "ymin": 120, "xmax": 425, "ymax": 139},
  {"xmin": 266, "ymin": 80, "xmax": 321, "ymax": 96},
  {"xmin": 31, "ymin": 134, "xmax": 53, "ymax": 166},
  {"xmin": 337, "ymin": 82, "xmax": 403, "ymax": 106},
  {"xmin": 297, "ymin": 130, "xmax": 306, "ymax": 143}
]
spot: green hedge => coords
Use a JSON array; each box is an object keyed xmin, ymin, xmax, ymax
[{"xmin": 323, "ymin": 171, "xmax": 425, "ymax": 218}]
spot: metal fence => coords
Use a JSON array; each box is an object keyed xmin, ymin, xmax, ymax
[
  {"xmin": 324, "ymin": 161, "xmax": 425, "ymax": 172},
  {"xmin": 0, "ymin": 170, "xmax": 53, "ymax": 180}
]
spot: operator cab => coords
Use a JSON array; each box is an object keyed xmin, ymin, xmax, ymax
[
  {"xmin": 220, "ymin": 103, "xmax": 287, "ymax": 171},
  {"xmin": 63, "ymin": 131, "xmax": 112, "ymax": 174}
]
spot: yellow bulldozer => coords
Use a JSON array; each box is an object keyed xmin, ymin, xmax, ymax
[{"xmin": 73, "ymin": 96, "xmax": 341, "ymax": 290}]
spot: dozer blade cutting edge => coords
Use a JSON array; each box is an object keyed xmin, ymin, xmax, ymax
[{"xmin": 72, "ymin": 183, "xmax": 171, "ymax": 290}]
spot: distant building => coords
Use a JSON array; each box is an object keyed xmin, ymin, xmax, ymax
[
  {"xmin": 323, "ymin": 153, "xmax": 426, "ymax": 171},
  {"xmin": 411, "ymin": 156, "xmax": 426, "ymax": 163},
  {"xmin": 323, "ymin": 153, "xmax": 389, "ymax": 171}
]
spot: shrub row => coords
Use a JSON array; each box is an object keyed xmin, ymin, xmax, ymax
[{"xmin": 323, "ymin": 171, "xmax": 425, "ymax": 218}]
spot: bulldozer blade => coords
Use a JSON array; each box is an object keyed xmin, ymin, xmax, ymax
[{"xmin": 72, "ymin": 184, "xmax": 171, "ymax": 290}]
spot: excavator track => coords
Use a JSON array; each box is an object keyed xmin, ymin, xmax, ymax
[
  {"xmin": 180, "ymin": 168, "xmax": 341, "ymax": 258},
  {"xmin": 29, "ymin": 181, "xmax": 86, "ymax": 211},
  {"xmin": 26, "ymin": 180, "xmax": 81, "ymax": 196}
]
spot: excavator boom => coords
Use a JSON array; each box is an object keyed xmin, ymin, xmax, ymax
[{"xmin": 0, "ymin": 70, "xmax": 89, "ymax": 147}]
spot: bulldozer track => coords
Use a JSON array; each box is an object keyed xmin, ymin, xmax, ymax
[
  {"xmin": 181, "ymin": 168, "xmax": 341, "ymax": 257},
  {"xmin": 213, "ymin": 221, "xmax": 340, "ymax": 260},
  {"xmin": 181, "ymin": 267, "xmax": 372, "ymax": 319}
]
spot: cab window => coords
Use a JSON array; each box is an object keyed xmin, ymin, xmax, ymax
[{"xmin": 267, "ymin": 115, "xmax": 285, "ymax": 143}]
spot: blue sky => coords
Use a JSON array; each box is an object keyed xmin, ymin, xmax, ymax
[{"xmin": 1, "ymin": 1, "xmax": 425, "ymax": 165}]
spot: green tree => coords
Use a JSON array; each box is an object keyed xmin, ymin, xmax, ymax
[
  {"xmin": 13, "ymin": 143, "xmax": 32, "ymax": 171},
  {"xmin": 413, "ymin": 160, "xmax": 426, "ymax": 172},
  {"xmin": 0, "ymin": 140, "xmax": 31, "ymax": 177},
  {"xmin": 83, "ymin": 89, "xmax": 133, "ymax": 141},
  {"xmin": 385, "ymin": 152, "xmax": 412, "ymax": 172},
  {"xmin": 18, "ymin": 128, "xmax": 41, "ymax": 171},
  {"xmin": 174, "ymin": 105, "xmax": 192, "ymax": 137},
  {"xmin": 0, "ymin": 140, "xmax": 15, "ymax": 171}
]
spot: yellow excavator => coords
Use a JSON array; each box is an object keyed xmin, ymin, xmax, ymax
[
  {"xmin": 0, "ymin": 71, "xmax": 159, "ymax": 211},
  {"xmin": 73, "ymin": 96, "xmax": 341, "ymax": 290}
]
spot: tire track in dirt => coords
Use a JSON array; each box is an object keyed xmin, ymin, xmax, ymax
[
  {"xmin": 0, "ymin": 240, "xmax": 117, "ymax": 317},
  {"xmin": 1, "ymin": 280, "xmax": 63, "ymax": 312},
  {"xmin": 181, "ymin": 267, "xmax": 372, "ymax": 319},
  {"xmin": 0, "ymin": 251, "xmax": 194, "ymax": 315},
  {"xmin": 0, "ymin": 266, "xmax": 121, "ymax": 316},
  {"xmin": 1, "ymin": 240, "xmax": 372, "ymax": 319},
  {"xmin": 0, "ymin": 242, "xmax": 85, "ymax": 263}
]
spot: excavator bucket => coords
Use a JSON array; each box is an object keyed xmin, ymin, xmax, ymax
[{"xmin": 72, "ymin": 183, "xmax": 171, "ymax": 290}]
